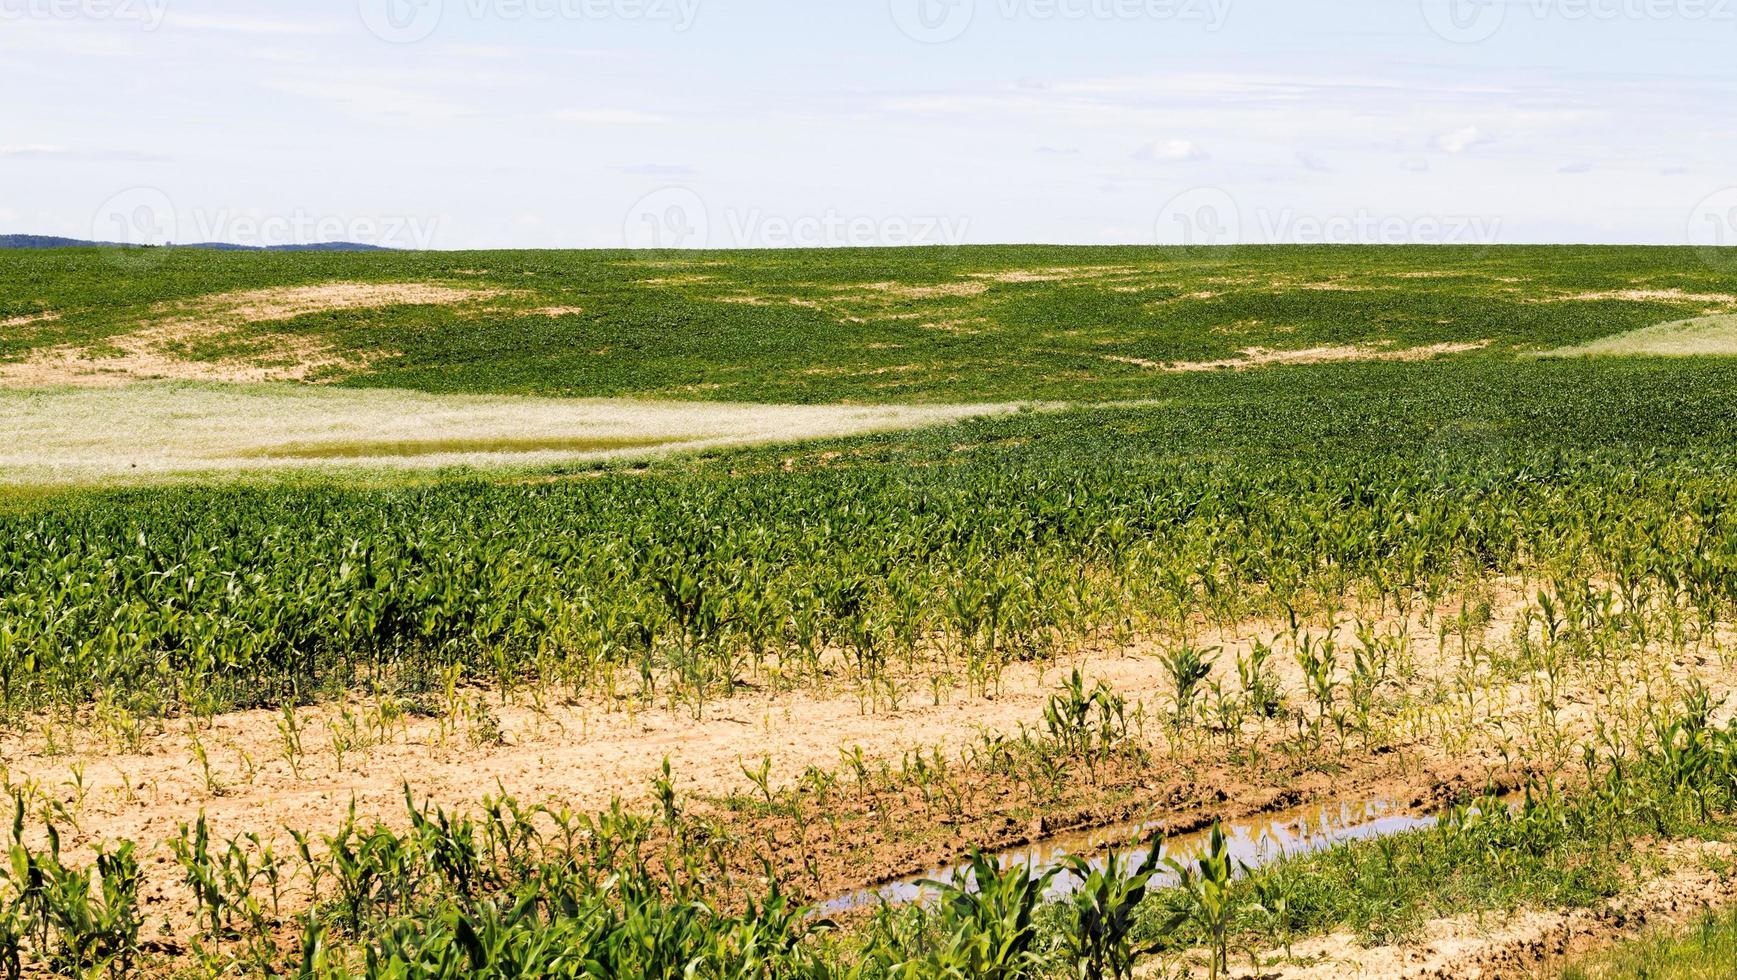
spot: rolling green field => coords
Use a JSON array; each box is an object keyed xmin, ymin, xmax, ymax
[
  {"xmin": 5, "ymin": 244, "xmax": 1736, "ymax": 402},
  {"xmin": 6, "ymin": 246, "xmax": 1737, "ymax": 979}
]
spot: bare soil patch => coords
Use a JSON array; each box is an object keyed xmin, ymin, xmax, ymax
[
  {"xmin": 1541, "ymin": 288, "xmax": 1737, "ymax": 306},
  {"xmin": 1107, "ymin": 340, "xmax": 1492, "ymax": 372},
  {"xmin": 965, "ymin": 266, "xmax": 1139, "ymax": 284},
  {"xmin": 0, "ymin": 311, "xmax": 59, "ymax": 328},
  {"xmin": 1, "ymin": 325, "xmax": 378, "ymax": 387},
  {"xmin": 182, "ymin": 282, "xmax": 501, "ymax": 321},
  {"xmin": 0, "ymin": 282, "xmax": 501, "ymax": 387},
  {"xmin": 853, "ymin": 280, "xmax": 991, "ymax": 300},
  {"xmin": 11, "ymin": 579, "xmax": 1735, "ymax": 941},
  {"xmin": 918, "ymin": 317, "xmax": 993, "ymax": 334},
  {"xmin": 5, "ymin": 558, "xmax": 1737, "ymax": 980}
]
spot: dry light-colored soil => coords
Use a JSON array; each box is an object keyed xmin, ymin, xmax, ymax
[
  {"xmin": 1105, "ymin": 340, "xmax": 1492, "ymax": 372},
  {"xmin": 6, "ymin": 583, "xmax": 1737, "ymax": 974},
  {"xmin": 0, "ymin": 282, "xmax": 507, "ymax": 387}
]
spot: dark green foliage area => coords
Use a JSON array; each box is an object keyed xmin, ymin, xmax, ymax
[
  {"xmin": 5, "ymin": 245, "xmax": 1733, "ymax": 402},
  {"xmin": 7, "ymin": 357, "xmax": 1737, "ymax": 718}
]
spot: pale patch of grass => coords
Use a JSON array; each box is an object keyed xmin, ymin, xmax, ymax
[
  {"xmin": 1548, "ymin": 314, "xmax": 1737, "ymax": 357},
  {"xmin": 0, "ymin": 381, "xmax": 1021, "ymax": 484}
]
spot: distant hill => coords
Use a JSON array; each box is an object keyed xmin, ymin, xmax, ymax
[
  {"xmin": 179, "ymin": 242, "xmax": 394, "ymax": 252},
  {"xmin": 0, "ymin": 235, "xmax": 121, "ymax": 249},
  {"xmin": 0, "ymin": 234, "xmax": 392, "ymax": 252}
]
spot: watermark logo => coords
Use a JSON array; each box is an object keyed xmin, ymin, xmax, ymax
[
  {"xmin": 89, "ymin": 188, "xmax": 443, "ymax": 267},
  {"xmin": 89, "ymin": 186, "xmax": 177, "ymax": 268},
  {"xmin": 1156, "ymin": 187, "xmax": 1242, "ymax": 257},
  {"xmin": 622, "ymin": 188, "xmax": 971, "ymax": 250},
  {"xmin": 1156, "ymin": 188, "xmax": 1503, "ymax": 252},
  {"xmin": 1690, "ymin": 187, "xmax": 1737, "ymax": 273},
  {"xmin": 92, "ymin": 187, "xmax": 178, "ymax": 247},
  {"xmin": 1251, "ymin": 208, "xmax": 1502, "ymax": 246},
  {"xmin": 892, "ymin": 0, "xmax": 1230, "ymax": 42},
  {"xmin": 360, "ymin": 0, "xmax": 701, "ymax": 42},
  {"xmin": 185, "ymin": 209, "xmax": 444, "ymax": 250},
  {"xmin": 890, "ymin": 0, "xmax": 975, "ymax": 42},
  {"xmin": 1421, "ymin": 0, "xmax": 1506, "ymax": 42},
  {"xmin": 1425, "ymin": 0, "xmax": 1737, "ymax": 42},
  {"xmin": 624, "ymin": 187, "xmax": 710, "ymax": 252},
  {"xmin": 358, "ymin": 0, "xmax": 443, "ymax": 43},
  {"xmin": 0, "ymin": 0, "xmax": 168, "ymax": 28}
]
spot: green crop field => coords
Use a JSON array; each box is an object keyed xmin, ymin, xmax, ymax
[
  {"xmin": 5, "ymin": 245, "xmax": 1737, "ymax": 979},
  {"xmin": 6, "ymin": 244, "xmax": 1737, "ymax": 402}
]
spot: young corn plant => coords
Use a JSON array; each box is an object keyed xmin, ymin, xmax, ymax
[
  {"xmin": 1060, "ymin": 836, "xmax": 1171, "ymax": 980},
  {"xmin": 1162, "ymin": 643, "xmax": 1217, "ymax": 729},
  {"xmin": 1166, "ymin": 822, "xmax": 1239, "ymax": 980},
  {"xmin": 911, "ymin": 851, "xmax": 1057, "ymax": 980}
]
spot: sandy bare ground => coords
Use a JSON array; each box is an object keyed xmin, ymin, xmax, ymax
[
  {"xmin": 1105, "ymin": 340, "xmax": 1492, "ymax": 372},
  {"xmin": 0, "ymin": 282, "xmax": 503, "ymax": 387},
  {"xmin": 0, "ymin": 311, "xmax": 59, "ymax": 329},
  {"xmin": 0, "ymin": 382, "xmax": 1021, "ymax": 483},
  {"xmin": 6, "ymin": 584, "xmax": 1735, "ymax": 931},
  {"xmin": 0, "ymin": 571, "xmax": 1731, "ymax": 980},
  {"xmin": 1540, "ymin": 288, "xmax": 1737, "ymax": 307},
  {"xmin": 3, "ymin": 648, "xmax": 1197, "ymax": 863}
]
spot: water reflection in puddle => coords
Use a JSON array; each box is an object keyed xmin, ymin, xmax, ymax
[{"xmin": 818, "ymin": 797, "xmax": 1437, "ymax": 915}]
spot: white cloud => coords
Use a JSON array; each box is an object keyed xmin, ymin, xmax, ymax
[
  {"xmin": 164, "ymin": 13, "xmax": 342, "ymax": 34},
  {"xmin": 615, "ymin": 163, "xmax": 696, "ymax": 176},
  {"xmin": 551, "ymin": 109, "xmax": 670, "ymax": 125},
  {"xmin": 1434, "ymin": 125, "xmax": 1492, "ymax": 154},
  {"xmin": 0, "ymin": 145, "xmax": 168, "ymax": 162},
  {"xmin": 260, "ymin": 70, "xmax": 481, "ymax": 123},
  {"xmin": 1136, "ymin": 139, "xmax": 1208, "ymax": 162},
  {"xmin": 0, "ymin": 144, "xmax": 68, "ymax": 157}
]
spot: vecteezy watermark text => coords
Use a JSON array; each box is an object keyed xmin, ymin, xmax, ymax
[
  {"xmin": 891, "ymin": 0, "xmax": 1229, "ymax": 43},
  {"xmin": 185, "ymin": 209, "xmax": 443, "ymax": 251},
  {"xmin": 1690, "ymin": 187, "xmax": 1737, "ymax": 272},
  {"xmin": 623, "ymin": 188, "xmax": 970, "ymax": 250},
  {"xmin": 91, "ymin": 188, "xmax": 444, "ymax": 255},
  {"xmin": 1424, "ymin": 0, "xmax": 1735, "ymax": 43},
  {"xmin": 0, "ymin": 0, "xmax": 167, "ymax": 28},
  {"xmin": 1155, "ymin": 188, "xmax": 1503, "ymax": 252},
  {"xmin": 358, "ymin": 0, "xmax": 700, "ymax": 43}
]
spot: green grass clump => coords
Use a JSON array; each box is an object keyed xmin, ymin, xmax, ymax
[{"xmin": 1561, "ymin": 908, "xmax": 1737, "ymax": 979}]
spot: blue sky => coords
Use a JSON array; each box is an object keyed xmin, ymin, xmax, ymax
[{"xmin": 3, "ymin": 0, "xmax": 1736, "ymax": 249}]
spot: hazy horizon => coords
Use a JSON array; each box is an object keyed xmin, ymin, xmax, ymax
[{"xmin": 6, "ymin": 0, "xmax": 1736, "ymax": 252}]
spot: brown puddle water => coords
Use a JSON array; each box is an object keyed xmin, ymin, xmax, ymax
[{"xmin": 816, "ymin": 796, "xmax": 1437, "ymax": 915}]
